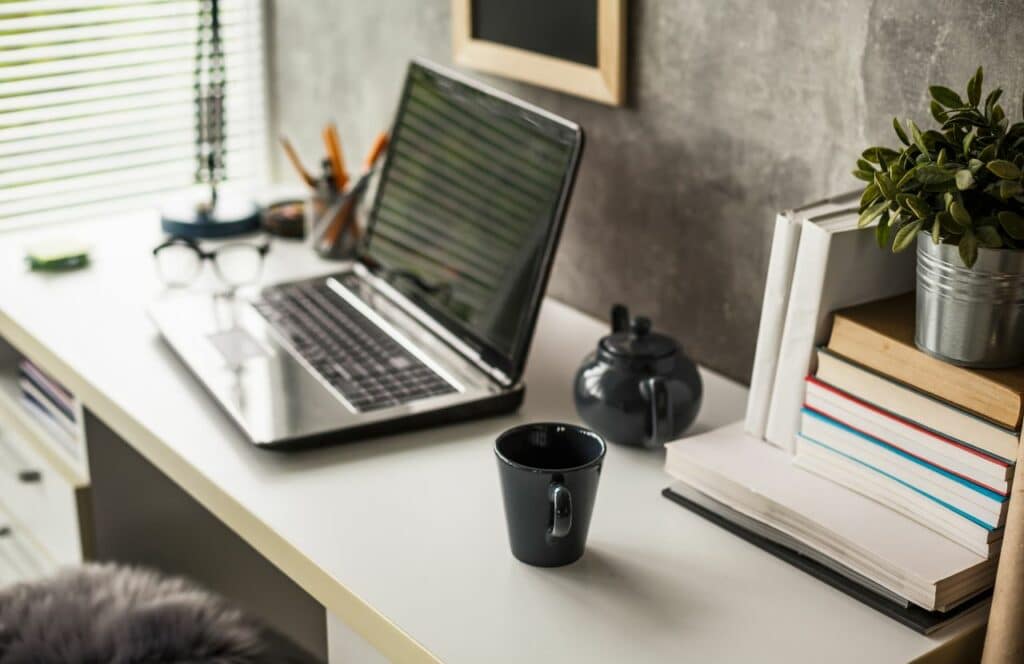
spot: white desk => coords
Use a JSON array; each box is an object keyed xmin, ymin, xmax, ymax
[{"xmin": 0, "ymin": 214, "xmax": 979, "ymax": 663}]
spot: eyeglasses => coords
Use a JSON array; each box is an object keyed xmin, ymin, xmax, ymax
[{"xmin": 153, "ymin": 236, "xmax": 270, "ymax": 288}]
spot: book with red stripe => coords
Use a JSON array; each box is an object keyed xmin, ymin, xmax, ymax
[{"xmin": 804, "ymin": 376, "xmax": 1011, "ymax": 494}]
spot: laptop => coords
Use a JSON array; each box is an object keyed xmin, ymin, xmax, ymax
[{"xmin": 149, "ymin": 60, "xmax": 584, "ymax": 448}]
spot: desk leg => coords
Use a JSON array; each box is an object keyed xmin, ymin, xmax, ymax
[{"xmin": 326, "ymin": 611, "xmax": 389, "ymax": 664}]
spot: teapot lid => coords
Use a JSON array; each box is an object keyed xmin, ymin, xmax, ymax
[{"xmin": 600, "ymin": 316, "xmax": 677, "ymax": 361}]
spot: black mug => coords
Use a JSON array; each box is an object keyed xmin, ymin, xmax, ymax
[{"xmin": 495, "ymin": 423, "xmax": 606, "ymax": 567}]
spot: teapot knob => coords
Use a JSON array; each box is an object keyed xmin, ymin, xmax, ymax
[
  {"xmin": 611, "ymin": 304, "xmax": 630, "ymax": 333},
  {"xmin": 631, "ymin": 316, "xmax": 651, "ymax": 337}
]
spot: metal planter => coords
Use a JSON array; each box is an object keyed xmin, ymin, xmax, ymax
[{"xmin": 916, "ymin": 232, "xmax": 1024, "ymax": 368}]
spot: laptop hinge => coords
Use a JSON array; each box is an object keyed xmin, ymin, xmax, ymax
[{"xmin": 344, "ymin": 264, "xmax": 514, "ymax": 388}]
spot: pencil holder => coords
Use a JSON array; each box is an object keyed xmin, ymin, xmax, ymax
[{"xmin": 310, "ymin": 176, "xmax": 364, "ymax": 260}]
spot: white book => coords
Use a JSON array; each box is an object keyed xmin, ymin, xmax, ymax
[
  {"xmin": 744, "ymin": 191, "xmax": 861, "ymax": 440},
  {"xmin": 794, "ymin": 439, "xmax": 1001, "ymax": 558},
  {"xmin": 804, "ymin": 376, "xmax": 1011, "ymax": 490},
  {"xmin": 763, "ymin": 209, "xmax": 916, "ymax": 452},
  {"xmin": 664, "ymin": 422, "xmax": 994, "ymax": 611},
  {"xmin": 799, "ymin": 411, "xmax": 1006, "ymax": 525}
]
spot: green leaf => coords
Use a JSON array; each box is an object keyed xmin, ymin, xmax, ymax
[
  {"xmin": 959, "ymin": 230, "xmax": 979, "ymax": 267},
  {"xmin": 931, "ymin": 218, "xmax": 942, "ymax": 244},
  {"xmin": 875, "ymin": 211, "xmax": 891, "ymax": 248},
  {"xmin": 950, "ymin": 200, "xmax": 972, "ymax": 226},
  {"xmin": 898, "ymin": 193, "xmax": 931, "ymax": 219},
  {"xmin": 860, "ymin": 182, "xmax": 880, "ymax": 209},
  {"xmin": 852, "ymin": 169, "xmax": 875, "ymax": 182},
  {"xmin": 937, "ymin": 148, "xmax": 949, "ymax": 167},
  {"xmin": 969, "ymin": 158, "xmax": 984, "ymax": 174},
  {"xmin": 987, "ymin": 159, "xmax": 1022, "ymax": 179},
  {"xmin": 862, "ymin": 147, "xmax": 899, "ymax": 165},
  {"xmin": 963, "ymin": 128, "xmax": 976, "ymax": 153},
  {"xmin": 1000, "ymin": 180, "xmax": 1023, "ymax": 200},
  {"xmin": 893, "ymin": 117, "xmax": 910, "ymax": 146},
  {"xmin": 909, "ymin": 120, "xmax": 930, "ymax": 156},
  {"xmin": 967, "ymin": 66, "xmax": 983, "ymax": 107},
  {"xmin": 930, "ymin": 101, "xmax": 947, "ymax": 123},
  {"xmin": 858, "ymin": 200, "xmax": 887, "ymax": 228},
  {"xmin": 930, "ymin": 85, "xmax": 964, "ymax": 108},
  {"xmin": 992, "ymin": 104, "xmax": 1006, "ymax": 126},
  {"xmin": 998, "ymin": 211, "xmax": 1024, "ymax": 239},
  {"xmin": 892, "ymin": 219, "xmax": 923, "ymax": 252},
  {"xmin": 897, "ymin": 167, "xmax": 917, "ymax": 190},
  {"xmin": 857, "ymin": 158, "xmax": 874, "ymax": 172},
  {"xmin": 955, "ymin": 169, "xmax": 975, "ymax": 190},
  {"xmin": 937, "ymin": 211, "xmax": 960, "ymax": 234},
  {"xmin": 916, "ymin": 165, "xmax": 956, "ymax": 184},
  {"xmin": 979, "ymin": 144, "xmax": 997, "ymax": 161},
  {"xmin": 875, "ymin": 172, "xmax": 896, "ymax": 199},
  {"xmin": 985, "ymin": 88, "xmax": 1004, "ymax": 116},
  {"xmin": 976, "ymin": 225, "xmax": 1003, "ymax": 248}
]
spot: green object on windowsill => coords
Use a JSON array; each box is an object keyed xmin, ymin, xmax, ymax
[{"xmin": 25, "ymin": 239, "xmax": 90, "ymax": 272}]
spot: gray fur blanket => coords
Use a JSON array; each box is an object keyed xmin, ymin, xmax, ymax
[{"xmin": 0, "ymin": 564, "xmax": 280, "ymax": 663}]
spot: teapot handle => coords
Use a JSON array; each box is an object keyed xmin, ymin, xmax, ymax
[
  {"xmin": 611, "ymin": 304, "xmax": 630, "ymax": 333},
  {"xmin": 644, "ymin": 376, "xmax": 673, "ymax": 447}
]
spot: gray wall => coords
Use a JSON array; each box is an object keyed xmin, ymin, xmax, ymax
[{"xmin": 267, "ymin": 1, "xmax": 1024, "ymax": 383}]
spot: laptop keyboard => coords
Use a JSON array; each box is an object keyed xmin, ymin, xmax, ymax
[{"xmin": 254, "ymin": 280, "xmax": 457, "ymax": 412}]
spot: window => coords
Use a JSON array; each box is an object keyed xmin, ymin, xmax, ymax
[{"xmin": 0, "ymin": 0, "xmax": 268, "ymax": 228}]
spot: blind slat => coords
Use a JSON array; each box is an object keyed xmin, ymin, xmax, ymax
[
  {"xmin": 0, "ymin": 157, "xmax": 260, "ymax": 216},
  {"xmin": 0, "ymin": 0, "xmax": 267, "ymax": 227},
  {"xmin": 0, "ymin": 130, "xmax": 262, "ymax": 186},
  {"xmin": 0, "ymin": 20, "xmax": 254, "ymax": 66},
  {"xmin": 0, "ymin": 117, "xmax": 263, "ymax": 164}
]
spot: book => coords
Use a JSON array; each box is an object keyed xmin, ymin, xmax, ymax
[
  {"xmin": 828, "ymin": 293, "xmax": 1024, "ymax": 430},
  {"xmin": 664, "ymin": 422, "xmax": 995, "ymax": 612},
  {"xmin": 798, "ymin": 410, "xmax": 1006, "ymax": 528},
  {"xmin": 662, "ymin": 482, "xmax": 992, "ymax": 634},
  {"xmin": 18, "ymin": 378, "xmax": 77, "ymax": 438},
  {"xmin": 794, "ymin": 437, "xmax": 1001, "ymax": 558},
  {"xmin": 815, "ymin": 348, "xmax": 1019, "ymax": 463},
  {"xmin": 18, "ymin": 359, "xmax": 75, "ymax": 420},
  {"xmin": 744, "ymin": 191, "xmax": 860, "ymax": 439},
  {"xmin": 804, "ymin": 376, "xmax": 1011, "ymax": 492},
  {"xmin": 764, "ymin": 209, "xmax": 916, "ymax": 452}
]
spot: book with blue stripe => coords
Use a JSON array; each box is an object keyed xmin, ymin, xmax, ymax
[{"xmin": 796, "ymin": 408, "xmax": 1005, "ymax": 557}]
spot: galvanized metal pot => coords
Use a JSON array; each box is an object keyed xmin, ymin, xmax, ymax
[{"xmin": 916, "ymin": 232, "xmax": 1024, "ymax": 368}]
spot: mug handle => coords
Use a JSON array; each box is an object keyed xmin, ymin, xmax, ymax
[{"xmin": 548, "ymin": 482, "xmax": 572, "ymax": 539}]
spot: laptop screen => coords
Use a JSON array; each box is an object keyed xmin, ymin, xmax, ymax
[{"xmin": 361, "ymin": 61, "xmax": 583, "ymax": 382}]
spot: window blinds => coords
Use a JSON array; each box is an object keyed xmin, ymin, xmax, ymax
[{"xmin": 0, "ymin": 0, "xmax": 268, "ymax": 228}]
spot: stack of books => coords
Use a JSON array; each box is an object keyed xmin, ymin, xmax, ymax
[
  {"xmin": 796, "ymin": 294, "xmax": 1018, "ymax": 559},
  {"xmin": 663, "ymin": 195, "xmax": 1004, "ymax": 634},
  {"xmin": 18, "ymin": 358, "xmax": 84, "ymax": 457}
]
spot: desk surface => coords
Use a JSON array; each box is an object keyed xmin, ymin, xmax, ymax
[{"xmin": 0, "ymin": 214, "xmax": 977, "ymax": 663}]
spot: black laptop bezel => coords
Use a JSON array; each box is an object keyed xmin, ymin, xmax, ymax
[{"xmin": 357, "ymin": 59, "xmax": 584, "ymax": 386}]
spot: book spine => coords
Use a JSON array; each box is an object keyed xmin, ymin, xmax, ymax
[
  {"xmin": 765, "ymin": 223, "xmax": 833, "ymax": 452},
  {"xmin": 744, "ymin": 213, "xmax": 801, "ymax": 439}
]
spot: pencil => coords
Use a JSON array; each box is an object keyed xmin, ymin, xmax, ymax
[
  {"xmin": 322, "ymin": 123, "xmax": 348, "ymax": 191},
  {"xmin": 362, "ymin": 132, "xmax": 389, "ymax": 171},
  {"xmin": 279, "ymin": 136, "xmax": 317, "ymax": 189}
]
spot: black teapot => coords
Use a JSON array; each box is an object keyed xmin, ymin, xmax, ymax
[{"xmin": 573, "ymin": 305, "xmax": 702, "ymax": 448}]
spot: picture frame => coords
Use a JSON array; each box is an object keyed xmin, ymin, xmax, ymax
[{"xmin": 451, "ymin": 0, "xmax": 626, "ymax": 106}]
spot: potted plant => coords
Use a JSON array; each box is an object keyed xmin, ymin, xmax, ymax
[{"xmin": 854, "ymin": 67, "xmax": 1024, "ymax": 368}]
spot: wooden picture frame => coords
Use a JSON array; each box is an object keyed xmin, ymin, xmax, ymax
[{"xmin": 451, "ymin": 0, "xmax": 626, "ymax": 106}]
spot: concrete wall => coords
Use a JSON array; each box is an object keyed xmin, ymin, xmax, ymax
[{"xmin": 266, "ymin": 0, "xmax": 1024, "ymax": 383}]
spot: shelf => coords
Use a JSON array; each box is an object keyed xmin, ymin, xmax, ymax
[{"xmin": 0, "ymin": 370, "xmax": 88, "ymax": 488}]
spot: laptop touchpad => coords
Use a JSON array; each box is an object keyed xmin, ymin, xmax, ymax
[{"xmin": 207, "ymin": 328, "xmax": 267, "ymax": 366}]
